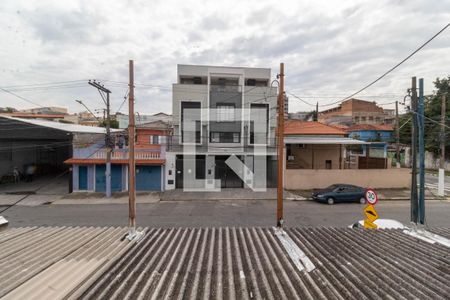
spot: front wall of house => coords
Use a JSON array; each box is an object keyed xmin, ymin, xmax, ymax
[{"xmin": 287, "ymin": 144, "xmax": 342, "ymax": 169}]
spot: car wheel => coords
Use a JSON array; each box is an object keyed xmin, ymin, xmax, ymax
[
  {"xmin": 359, "ymin": 197, "xmax": 366, "ymax": 204},
  {"xmin": 327, "ymin": 197, "xmax": 334, "ymax": 205}
]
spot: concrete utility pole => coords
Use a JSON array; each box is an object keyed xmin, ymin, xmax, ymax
[
  {"xmin": 395, "ymin": 101, "xmax": 400, "ymax": 168},
  {"xmin": 88, "ymin": 80, "xmax": 112, "ymax": 198},
  {"xmin": 410, "ymin": 77, "xmax": 418, "ymax": 223},
  {"xmin": 418, "ymin": 78, "xmax": 425, "ymax": 225},
  {"xmin": 128, "ymin": 60, "xmax": 136, "ymax": 230},
  {"xmin": 438, "ymin": 93, "xmax": 446, "ymax": 196},
  {"xmin": 277, "ymin": 63, "xmax": 285, "ymax": 227}
]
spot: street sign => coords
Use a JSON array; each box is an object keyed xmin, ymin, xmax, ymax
[
  {"xmin": 365, "ymin": 188, "xmax": 378, "ymax": 205},
  {"xmin": 364, "ymin": 205, "xmax": 379, "ymax": 223},
  {"xmin": 364, "ymin": 219, "xmax": 378, "ymax": 229}
]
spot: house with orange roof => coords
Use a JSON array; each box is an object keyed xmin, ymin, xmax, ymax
[
  {"xmin": 283, "ymin": 120, "xmax": 410, "ymax": 190},
  {"xmin": 284, "ymin": 120, "xmax": 366, "ymax": 170},
  {"xmin": 65, "ymin": 120, "xmax": 170, "ymax": 192}
]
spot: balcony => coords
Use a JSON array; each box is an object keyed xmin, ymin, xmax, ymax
[
  {"xmin": 94, "ymin": 149, "xmax": 162, "ymax": 160},
  {"xmin": 74, "ymin": 147, "xmax": 163, "ymax": 160}
]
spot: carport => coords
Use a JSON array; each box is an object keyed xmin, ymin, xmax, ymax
[{"xmin": 0, "ymin": 116, "xmax": 108, "ymax": 192}]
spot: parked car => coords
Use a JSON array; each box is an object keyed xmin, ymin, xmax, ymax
[{"xmin": 312, "ymin": 184, "xmax": 366, "ymax": 205}]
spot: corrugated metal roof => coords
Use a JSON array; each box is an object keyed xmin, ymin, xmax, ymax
[
  {"xmin": 0, "ymin": 115, "xmax": 123, "ymax": 134},
  {"xmin": 78, "ymin": 227, "xmax": 450, "ymax": 300},
  {"xmin": 285, "ymin": 136, "xmax": 367, "ymax": 144},
  {"xmin": 0, "ymin": 226, "xmax": 133, "ymax": 299}
]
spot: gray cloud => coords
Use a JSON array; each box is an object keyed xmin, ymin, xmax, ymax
[{"xmin": 0, "ymin": 0, "xmax": 449, "ymax": 115}]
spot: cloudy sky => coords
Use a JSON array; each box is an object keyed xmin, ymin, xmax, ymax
[{"xmin": 0, "ymin": 0, "xmax": 449, "ymax": 115}]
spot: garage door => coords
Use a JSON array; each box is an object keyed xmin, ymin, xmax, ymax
[
  {"xmin": 136, "ymin": 166, "xmax": 161, "ymax": 191},
  {"xmin": 95, "ymin": 165, "xmax": 123, "ymax": 192}
]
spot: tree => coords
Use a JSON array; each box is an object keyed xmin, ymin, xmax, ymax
[
  {"xmin": 400, "ymin": 76, "xmax": 450, "ymax": 156},
  {"xmin": 99, "ymin": 119, "xmax": 119, "ymax": 129},
  {"xmin": 423, "ymin": 76, "xmax": 450, "ymax": 156}
]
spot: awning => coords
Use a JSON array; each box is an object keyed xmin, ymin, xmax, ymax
[{"xmin": 284, "ymin": 136, "xmax": 368, "ymax": 145}]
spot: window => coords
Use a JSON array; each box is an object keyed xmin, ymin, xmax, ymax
[
  {"xmin": 210, "ymin": 132, "xmax": 240, "ymax": 143},
  {"xmin": 250, "ymin": 103, "xmax": 269, "ymax": 144},
  {"xmin": 325, "ymin": 160, "xmax": 332, "ymax": 169},
  {"xmin": 150, "ymin": 135, "xmax": 159, "ymax": 144},
  {"xmin": 181, "ymin": 101, "xmax": 201, "ymax": 143},
  {"xmin": 246, "ymin": 79, "xmax": 256, "ymax": 86},
  {"xmin": 216, "ymin": 104, "xmax": 235, "ymax": 122}
]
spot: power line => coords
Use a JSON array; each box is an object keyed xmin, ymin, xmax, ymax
[
  {"xmin": 322, "ymin": 22, "xmax": 450, "ymax": 107},
  {"xmin": 0, "ymin": 87, "xmax": 43, "ymax": 108}
]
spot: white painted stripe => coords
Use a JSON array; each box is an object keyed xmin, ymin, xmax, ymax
[
  {"xmin": 273, "ymin": 227, "xmax": 316, "ymax": 272},
  {"xmin": 403, "ymin": 228, "xmax": 450, "ymax": 248}
]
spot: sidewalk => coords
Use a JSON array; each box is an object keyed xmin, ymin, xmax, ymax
[
  {"xmin": 160, "ymin": 188, "xmax": 305, "ymax": 201},
  {"xmin": 53, "ymin": 192, "xmax": 160, "ymax": 205},
  {"xmin": 289, "ymin": 188, "xmax": 450, "ymax": 201}
]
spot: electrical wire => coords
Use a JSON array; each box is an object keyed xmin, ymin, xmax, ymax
[{"xmin": 321, "ymin": 22, "xmax": 450, "ymax": 107}]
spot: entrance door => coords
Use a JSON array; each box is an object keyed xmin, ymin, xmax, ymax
[
  {"xmin": 136, "ymin": 166, "xmax": 161, "ymax": 191},
  {"xmin": 215, "ymin": 156, "xmax": 244, "ymax": 188},
  {"xmin": 95, "ymin": 165, "xmax": 122, "ymax": 192},
  {"xmin": 78, "ymin": 166, "xmax": 88, "ymax": 190},
  {"xmin": 175, "ymin": 155, "xmax": 184, "ymax": 189}
]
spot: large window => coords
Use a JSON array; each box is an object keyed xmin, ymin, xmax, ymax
[
  {"xmin": 210, "ymin": 132, "xmax": 240, "ymax": 143},
  {"xmin": 216, "ymin": 104, "xmax": 235, "ymax": 122},
  {"xmin": 181, "ymin": 101, "xmax": 201, "ymax": 143},
  {"xmin": 250, "ymin": 103, "xmax": 269, "ymax": 144}
]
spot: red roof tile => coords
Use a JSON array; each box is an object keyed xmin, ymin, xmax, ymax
[{"xmin": 284, "ymin": 120, "xmax": 347, "ymax": 136}]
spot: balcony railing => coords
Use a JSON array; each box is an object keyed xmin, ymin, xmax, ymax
[
  {"xmin": 210, "ymin": 85, "xmax": 242, "ymax": 93},
  {"xmin": 96, "ymin": 149, "xmax": 162, "ymax": 160}
]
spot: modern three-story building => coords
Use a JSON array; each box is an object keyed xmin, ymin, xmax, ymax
[{"xmin": 165, "ymin": 64, "xmax": 278, "ymax": 190}]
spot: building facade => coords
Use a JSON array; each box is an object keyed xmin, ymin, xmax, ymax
[
  {"xmin": 65, "ymin": 121, "xmax": 169, "ymax": 192},
  {"xmin": 319, "ymin": 98, "xmax": 395, "ymax": 126},
  {"xmin": 166, "ymin": 64, "xmax": 278, "ymax": 190}
]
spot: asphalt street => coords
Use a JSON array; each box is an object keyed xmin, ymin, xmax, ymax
[{"xmin": 2, "ymin": 199, "xmax": 450, "ymax": 228}]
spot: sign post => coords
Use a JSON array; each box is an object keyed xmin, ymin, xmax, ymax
[{"xmin": 364, "ymin": 188, "xmax": 379, "ymax": 229}]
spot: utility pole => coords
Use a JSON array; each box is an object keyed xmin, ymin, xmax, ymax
[
  {"xmin": 418, "ymin": 78, "xmax": 425, "ymax": 225},
  {"xmin": 438, "ymin": 93, "xmax": 446, "ymax": 196},
  {"xmin": 315, "ymin": 102, "xmax": 319, "ymax": 121},
  {"xmin": 128, "ymin": 60, "xmax": 136, "ymax": 231},
  {"xmin": 277, "ymin": 63, "xmax": 285, "ymax": 227},
  {"xmin": 395, "ymin": 101, "xmax": 400, "ymax": 168},
  {"xmin": 88, "ymin": 80, "xmax": 112, "ymax": 197},
  {"xmin": 410, "ymin": 77, "xmax": 418, "ymax": 223}
]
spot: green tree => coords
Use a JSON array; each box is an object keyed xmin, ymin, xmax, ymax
[
  {"xmin": 398, "ymin": 76, "xmax": 450, "ymax": 157},
  {"xmin": 423, "ymin": 76, "xmax": 450, "ymax": 155},
  {"xmin": 99, "ymin": 119, "xmax": 119, "ymax": 129}
]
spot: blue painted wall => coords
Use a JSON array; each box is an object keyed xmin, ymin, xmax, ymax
[{"xmin": 348, "ymin": 130, "xmax": 393, "ymax": 142}]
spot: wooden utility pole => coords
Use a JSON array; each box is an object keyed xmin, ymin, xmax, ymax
[
  {"xmin": 395, "ymin": 101, "xmax": 400, "ymax": 167},
  {"xmin": 128, "ymin": 60, "xmax": 136, "ymax": 229},
  {"xmin": 277, "ymin": 63, "xmax": 285, "ymax": 227}
]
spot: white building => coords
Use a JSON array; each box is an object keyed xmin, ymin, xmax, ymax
[{"xmin": 166, "ymin": 64, "xmax": 278, "ymax": 190}]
